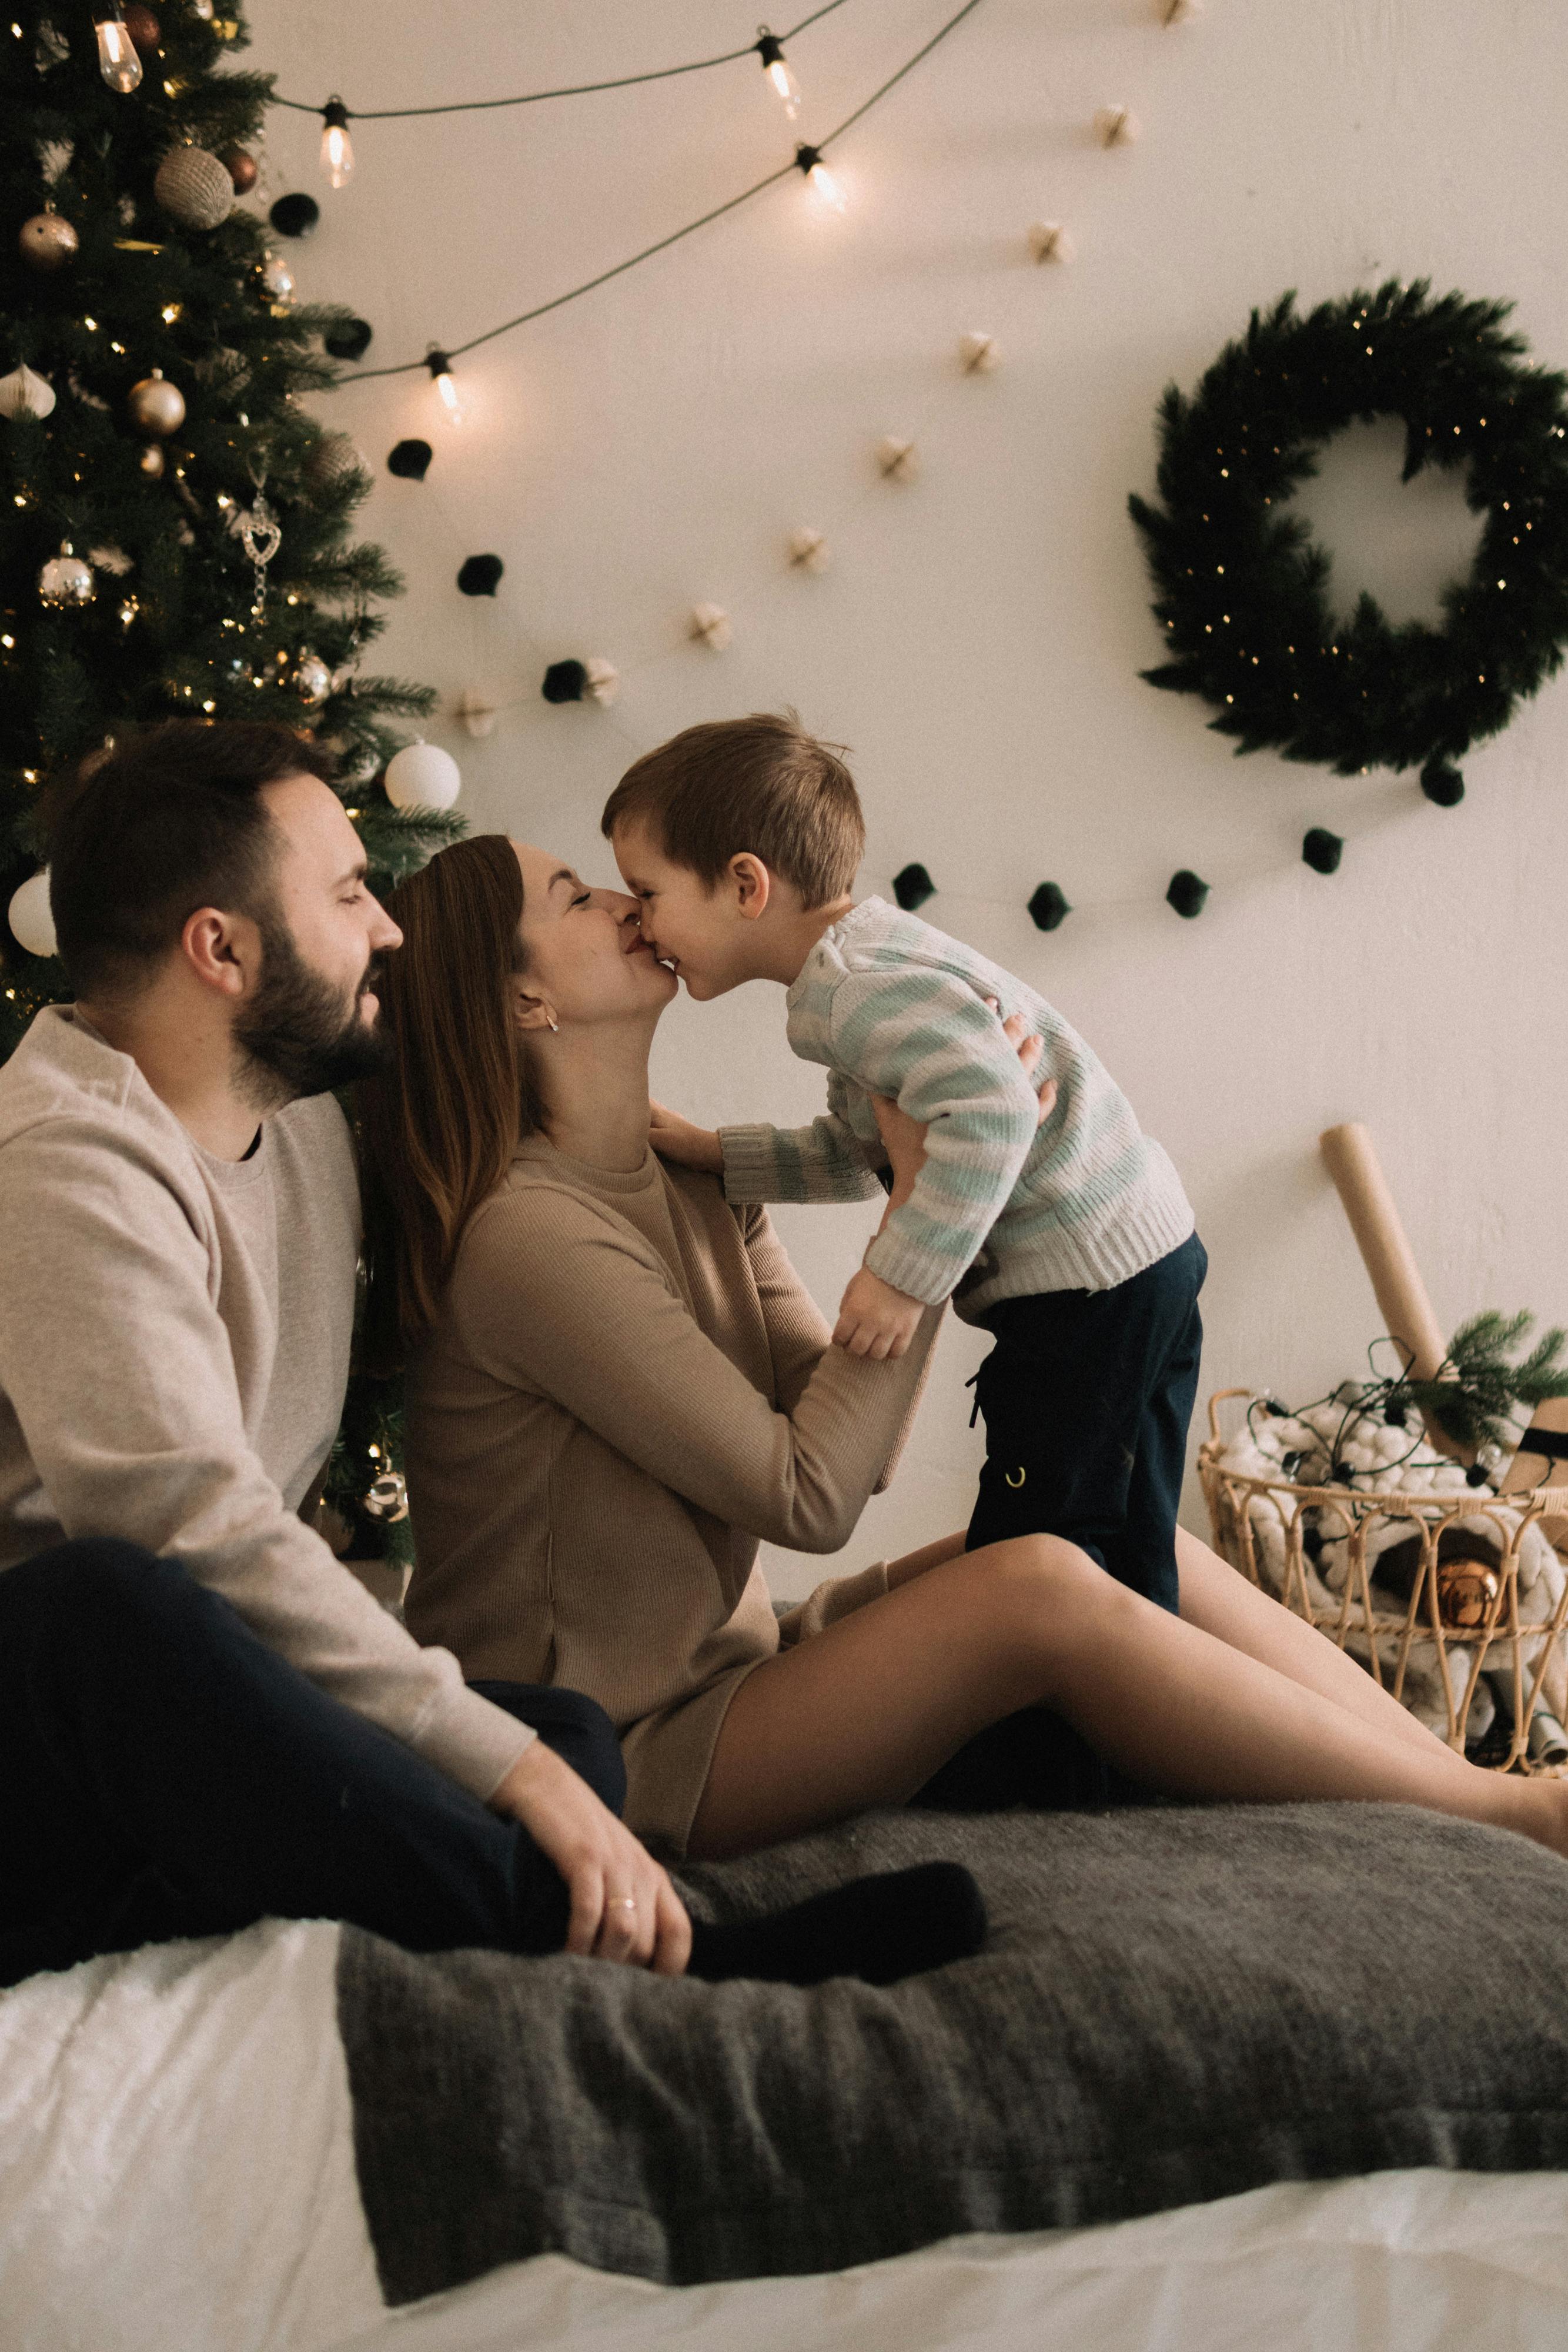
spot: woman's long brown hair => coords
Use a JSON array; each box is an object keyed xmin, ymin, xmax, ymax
[{"xmin": 358, "ymin": 833, "xmax": 540, "ymax": 1366}]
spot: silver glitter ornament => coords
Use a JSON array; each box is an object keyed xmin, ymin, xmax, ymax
[
  {"xmin": 294, "ymin": 652, "xmax": 332, "ymax": 704},
  {"xmin": 128, "ymin": 368, "xmax": 185, "ymax": 436},
  {"xmin": 38, "ymin": 542, "xmax": 95, "ymax": 606},
  {"xmin": 259, "ymin": 250, "xmax": 294, "ymax": 303},
  {"xmin": 363, "ymin": 1471, "xmax": 407, "ymax": 1522},
  {"xmin": 153, "ymin": 145, "xmax": 234, "ymax": 230}
]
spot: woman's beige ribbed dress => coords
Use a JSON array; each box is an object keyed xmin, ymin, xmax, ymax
[{"xmin": 402, "ymin": 1134, "xmax": 941, "ymax": 1855}]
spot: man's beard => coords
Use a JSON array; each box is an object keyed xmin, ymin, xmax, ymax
[{"xmin": 233, "ymin": 910, "xmax": 394, "ymax": 1109}]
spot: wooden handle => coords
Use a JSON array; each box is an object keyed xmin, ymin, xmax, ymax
[{"xmin": 1319, "ymin": 1123, "xmax": 1447, "ymax": 1380}]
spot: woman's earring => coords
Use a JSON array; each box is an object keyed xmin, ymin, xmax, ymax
[{"xmin": 546, "ymin": 1014, "xmax": 559, "ymax": 1034}]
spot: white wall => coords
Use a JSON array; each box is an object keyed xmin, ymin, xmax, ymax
[{"xmin": 249, "ymin": 0, "xmax": 1568, "ymax": 1597}]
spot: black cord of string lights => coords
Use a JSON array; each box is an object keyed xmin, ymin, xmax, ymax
[
  {"xmin": 271, "ymin": 0, "xmax": 854, "ymax": 120},
  {"xmin": 333, "ymin": 0, "xmax": 986, "ymax": 382}
]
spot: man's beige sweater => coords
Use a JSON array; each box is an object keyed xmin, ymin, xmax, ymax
[
  {"xmin": 403, "ymin": 1133, "xmax": 941, "ymax": 1854},
  {"xmin": 0, "ymin": 1006, "xmax": 531, "ymax": 1801}
]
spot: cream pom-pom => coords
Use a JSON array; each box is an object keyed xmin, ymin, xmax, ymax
[
  {"xmin": 1161, "ymin": 0, "xmax": 1202, "ymax": 22},
  {"xmin": 788, "ymin": 526, "xmax": 830, "ymax": 573},
  {"xmin": 1094, "ymin": 104, "xmax": 1141, "ymax": 148},
  {"xmin": 1027, "ymin": 220, "xmax": 1073, "ymax": 264},
  {"xmin": 689, "ymin": 603, "xmax": 732, "ymax": 651},
  {"xmin": 958, "ymin": 330, "xmax": 1001, "ymax": 375},
  {"xmin": 583, "ymin": 656, "xmax": 620, "ymax": 706},
  {"xmin": 457, "ymin": 690, "xmax": 498, "ymax": 740},
  {"xmin": 875, "ymin": 435, "xmax": 919, "ymax": 482}
]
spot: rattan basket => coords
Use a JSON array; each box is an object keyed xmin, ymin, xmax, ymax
[{"xmin": 1198, "ymin": 1388, "xmax": 1568, "ymax": 1772}]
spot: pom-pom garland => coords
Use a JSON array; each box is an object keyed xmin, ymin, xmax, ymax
[
  {"xmin": 788, "ymin": 526, "xmax": 830, "ymax": 573},
  {"xmin": 387, "ymin": 438, "xmax": 433, "ymax": 480},
  {"xmin": 1166, "ymin": 868, "xmax": 1209, "ymax": 918},
  {"xmin": 892, "ymin": 862, "xmax": 936, "ymax": 912},
  {"xmin": 1302, "ymin": 826, "xmax": 1343, "ymax": 874},
  {"xmin": 875, "ymin": 436, "xmax": 919, "ymax": 482},
  {"xmin": 689, "ymin": 602, "xmax": 732, "ymax": 650},
  {"xmin": 456, "ymin": 553, "xmax": 504, "ymax": 597},
  {"xmin": 1094, "ymin": 104, "xmax": 1140, "ymax": 147},
  {"xmin": 958, "ymin": 330, "xmax": 1001, "ymax": 375},
  {"xmin": 1027, "ymin": 220, "xmax": 1072, "ymax": 264},
  {"xmin": 324, "ymin": 316, "xmax": 374, "ymax": 362},
  {"xmin": 1027, "ymin": 881, "xmax": 1072, "ymax": 932},
  {"xmin": 541, "ymin": 659, "xmax": 589, "ymax": 704},
  {"xmin": 269, "ymin": 191, "xmax": 321, "ymax": 239}
]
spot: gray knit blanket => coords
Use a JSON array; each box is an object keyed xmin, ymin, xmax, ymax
[{"xmin": 338, "ymin": 1802, "xmax": 1568, "ymax": 2307}]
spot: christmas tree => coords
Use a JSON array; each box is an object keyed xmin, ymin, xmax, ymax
[{"xmin": 2, "ymin": 0, "xmax": 457, "ymax": 1552}]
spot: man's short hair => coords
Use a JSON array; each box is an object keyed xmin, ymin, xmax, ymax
[
  {"xmin": 601, "ymin": 710, "xmax": 865, "ymax": 907},
  {"xmin": 42, "ymin": 720, "xmax": 337, "ymax": 998}
]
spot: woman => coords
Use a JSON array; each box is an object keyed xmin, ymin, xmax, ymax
[{"xmin": 359, "ymin": 835, "xmax": 1568, "ymax": 1867}]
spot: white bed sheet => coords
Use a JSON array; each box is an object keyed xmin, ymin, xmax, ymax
[{"xmin": 6, "ymin": 1922, "xmax": 1568, "ymax": 2352}]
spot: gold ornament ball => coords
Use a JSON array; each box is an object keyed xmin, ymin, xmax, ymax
[
  {"xmin": 138, "ymin": 441, "xmax": 166, "ymax": 477},
  {"xmin": 153, "ymin": 145, "xmax": 234, "ymax": 231},
  {"xmin": 19, "ymin": 209, "xmax": 79, "ymax": 272},
  {"xmin": 1436, "ymin": 1554, "xmax": 1502, "ymax": 1631},
  {"xmin": 128, "ymin": 368, "xmax": 186, "ymax": 437},
  {"xmin": 38, "ymin": 542, "xmax": 96, "ymax": 607}
]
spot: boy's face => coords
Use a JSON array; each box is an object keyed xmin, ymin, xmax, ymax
[{"xmin": 610, "ymin": 820, "xmax": 754, "ymax": 1000}]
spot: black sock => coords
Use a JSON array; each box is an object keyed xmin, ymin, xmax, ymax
[{"xmin": 685, "ymin": 1860, "xmax": 987, "ymax": 1987}]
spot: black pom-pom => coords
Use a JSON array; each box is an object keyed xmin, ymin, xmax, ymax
[
  {"xmin": 1384, "ymin": 1402, "xmax": 1407, "ymax": 1429},
  {"xmin": 1027, "ymin": 881, "xmax": 1071, "ymax": 933},
  {"xmin": 1279, "ymin": 1450, "xmax": 1305, "ymax": 1481},
  {"xmin": 387, "ymin": 439, "xmax": 432, "ymax": 480},
  {"xmin": 457, "ymin": 553, "xmax": 504, "ymax": 598},
  {"xmin": 1465, "ymin": 1462, "xmax": 1491, "ymax": 1488},
  {"xmin": 1263, "ymin": 1396, "xmax": 1290, "ymax": 1417},
  {"xmin": 1302, "ymin": 826, "xmax": 1343, "ymax": 876},
  {"xmin": 269, "ymin": 192, "xmax": 320, "ymax": 239},
  {"xmin": 1166, "ymin": 868, "xmax": 1209, "ymax": 919},
  {"xmin": 325, "ymin": 316, "xmax": 373, "ymax": 362},
  {"xmin": 1332, "ymin": 1459, "xmax": 1357, "ymax": 1486},
  {"xmin": 541, "ymin": 659, "xmax": 588, "ymax": 705},
  {"xmin": 1420, "ymin": 757, "xmax": 1465, "ymax": 808},
  {"xmin": 1303, "ymin": 1524, "xmax": 1325, "ymax": 1561},
  {"xmin": 892, "ymin": 863, "xmax": 935, "ymax": 912}
]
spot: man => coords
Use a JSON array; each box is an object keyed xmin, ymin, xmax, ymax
[
  {"xmin": 0, "ymin": 723, "xmax": 690, "ymax": 1982},
  {"xmin": 0, "ymin": 723, "xmax": 985, "ymax": 1998}
]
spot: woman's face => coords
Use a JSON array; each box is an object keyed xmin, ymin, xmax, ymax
[{"xmin": 510, "ymin": 840, "xmax": 677, "ymax": 1033}]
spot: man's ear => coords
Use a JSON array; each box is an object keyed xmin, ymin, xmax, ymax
[
  {"xmin": 180, "ymin": 906, "xmax": 256, "ymax": 999},
  {"xmin": 729, "ymin": 853, "xmax": 772, "ymax": 923}
]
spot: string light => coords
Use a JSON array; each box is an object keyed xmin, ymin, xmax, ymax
[
  {"xmin": 425, "ymin": 346, "xmax": 466, "ymax": 426},
  {"xmin": 755, "ymin": 28, "xmax": 801, "ymax": 117},
  {"xmin": 795, "ymin": 142, "xmax": 847, "ymax": 212},
  {"xmin": 320, "ymin": 96, "xmax": 355, "ymax": 188},
  {"xmin": 92, "ymin": 3, "xmax": 142, "ymax": 91}
]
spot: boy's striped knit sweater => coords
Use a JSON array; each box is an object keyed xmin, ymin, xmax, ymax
[{"xmin": 718, "ymin": 896, "xmax": 1193, "ymax": 1322}]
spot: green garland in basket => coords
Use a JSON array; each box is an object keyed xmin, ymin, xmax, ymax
[{"xmin": 1128, "ymin": 280, "xmax": 1568, "ymax": 803}]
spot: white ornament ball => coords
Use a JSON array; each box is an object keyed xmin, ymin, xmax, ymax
[
  {"xmin": 154, "ymin": 145, "xmax": 234, "ymax": 230},
  {"xmin": 38, "ymin": 541, "xmax": 95, "ymax": 606},
  {"xmin": 0, "ymin": 362, "xmax": 56, "ymax": 422},
  {"xmin": 8, "ymin": 870, "xmax": 56, "ymax": 959},
  {"xmin": 385, "ymin": 740, "xmax": 461, "ymax": 811}
]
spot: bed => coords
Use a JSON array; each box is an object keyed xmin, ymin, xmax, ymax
[{"xmin": 8, "ymin": 1802, "xmax": 1568, "ymax": 2351}]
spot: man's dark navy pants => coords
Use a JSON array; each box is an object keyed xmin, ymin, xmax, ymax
[{"xmin": 0, "ymin": 1538, "xmax": 624, "ymax": 1990}]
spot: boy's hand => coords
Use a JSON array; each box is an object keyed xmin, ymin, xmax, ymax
[
  {"xmin": 833, "ymin": 1265, "xmax": 926, "ymax": 1359},
  {"xmin": 648, "ymin": 1100, "xmax": 725, "ymax": 1175}
]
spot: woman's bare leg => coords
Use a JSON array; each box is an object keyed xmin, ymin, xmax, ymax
[
  {"xmin": 1174, "ymin": 1529, "xmax": 1471, "ymax": 1770},
  {"xmin": 690, "ymin": 1535, "xmax": 1568, "ymax": 1860}
]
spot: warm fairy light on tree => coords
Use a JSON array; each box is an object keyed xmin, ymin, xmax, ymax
[{"xmin": 92, "ymin": 4, "xmax": 142, "ymax": 90}]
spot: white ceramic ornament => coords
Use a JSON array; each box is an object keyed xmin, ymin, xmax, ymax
[
  {"xmin": 689, "ymin": 603, "xmax": 732, "ymax": 651},
  {"xmin": 875, "ymin": 435, "xmax": 919, "ymax": 482},
  {"xmin": 958, "ymin": 330, "xmax": 1001, "ymax": 374},
  {"xmin": 0, "ymin": 363, "xmax": 56, "ymax": 422},
  {"xmin": 1094, "ymin": 104, "xmax": 1141, "ymax": 146},
  {"xmin": 8, "ymin": 870, "xmax": 56, "ymax": 958},
  {"xmin": 385, "ymin": 740, "xmax": 461, "ymax": 810},
  {"xmin": 38, "ymin": 542, "xmax": 94, "ymax": 606},
  {"xmin": 788, "ymin": 526, "xmax": 830, "ymax": 573},
  {"xmin": 583, "ymin": 656, "xmax": 619, "ymax": 706},
  {"xmin": 154, "ymin": 145, "xmax": 234, "ymax": 229},
  {"xmin": 1027, "ymin": 220, "xmax": 1073, "ymax": 263}
]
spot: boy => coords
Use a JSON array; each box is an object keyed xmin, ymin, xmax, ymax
[{"xmin": 603, "ymin": 711, "xmax": 1203, "ymax": 1614}]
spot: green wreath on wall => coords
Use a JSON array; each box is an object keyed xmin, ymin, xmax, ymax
[{"xmin": 1128, "ymin": 280, "xmax": 1568, "ymax": 807}]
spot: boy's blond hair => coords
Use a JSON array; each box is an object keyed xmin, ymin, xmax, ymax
[{"xmin": 601, "ymin": 710, "xmax": 865, "ymax": 908}]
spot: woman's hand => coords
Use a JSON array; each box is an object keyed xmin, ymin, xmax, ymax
[
  {"xmin": 870, "ymin": 1008, "xmax": 1055, "ymax": 1205},
  {"xmin": 490, "ymin": 1738, "xmax": 693, "ymax": 1975},
  {"xmin": 649, "ymin": 1099, "xmax": 725, "ymax": 1175}
]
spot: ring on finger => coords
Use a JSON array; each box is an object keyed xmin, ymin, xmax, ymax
[{"xmin": 606, "ymin": 1894, "xmax": 638, "ymax": 1914}]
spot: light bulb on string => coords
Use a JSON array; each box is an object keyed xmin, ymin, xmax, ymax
[
  {"xmin": 425, "ymin": 346, "xmax": 466, "ymax": 427},
  {"xmin": 320, "ymin": 96, "xmax": 354, "ymax": 188},
  {"xmin": 93, "ymin": 4, "xmax": 142, "ymax": 90},
  {"xmin": 794, "ymin": 143, "xmax": 847, "ymax": 215},
  {"xmin": 755, "ymin": 28, "xmax": 800, "ymax": 118}
]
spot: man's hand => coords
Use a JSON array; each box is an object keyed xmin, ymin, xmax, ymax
[
  {"xmin": 833, "ymin": 1264, "xmax": 926, "ymax": 1359},
  {"xmin": 490, "ymin": 1738, "xmax": 693, "ymax": 1975},
  {"xmin": 648, "ymin": 1100, "xmax": 725, "ymax": 1175}
]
